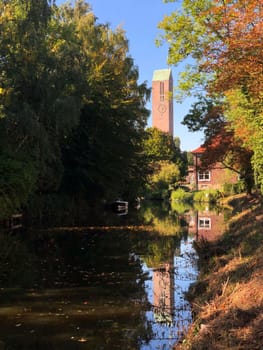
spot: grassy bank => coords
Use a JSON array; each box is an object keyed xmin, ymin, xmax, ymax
[{"xmin": 175, "ymin": 193, "xmax": 263, "ymax": 350}]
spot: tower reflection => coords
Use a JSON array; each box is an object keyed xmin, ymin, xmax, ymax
[{"xmin": 152, "ymin": 257, "xmax": 175, "ymax": 326}]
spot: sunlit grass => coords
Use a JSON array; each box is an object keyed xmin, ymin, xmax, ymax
[{"xmin": 176, "ymin": 195, "xmax": 263, "ymax": 350}]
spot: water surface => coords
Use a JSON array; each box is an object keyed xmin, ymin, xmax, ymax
[{"xmin": 0, "ymin": 201, "xmax": 229, "ymax": 349}]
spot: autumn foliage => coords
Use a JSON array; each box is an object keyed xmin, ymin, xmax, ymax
[
  {"xmin": 202, "ymin": 0, "xmax": 263, "ymax": 97},
  {"xmin": 159, "ymin": 0, "xmax": 263, "ymax": 193}
]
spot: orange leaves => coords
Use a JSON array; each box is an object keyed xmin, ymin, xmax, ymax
[{"xmin": 204, "ymin": 0, "xmax": 263, "ymax": 97}]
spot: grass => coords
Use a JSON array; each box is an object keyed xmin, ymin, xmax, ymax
[{"xmin": 174, "ymin": 193, "xmax": 263, "ymax": 350}]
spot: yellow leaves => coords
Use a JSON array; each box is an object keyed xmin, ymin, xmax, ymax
[
  {"xmin": 0, "ymin": 2, "xmax": 28, "ymax": 24},
  {"xmin": 50, "ymin": 39, "xmax": 67, "ymax": 54},
  {"xmin": 93, "ymin": 59, "xmax": 107, "ymax": 75},
  {"xmin": 0, "ymin": 87, "xmax": 13, "ymax": 107},
  {"xmin": 0, "ymin": 87, "xmax": 10, "ymax": 97},
  {"xmin": 0, "ymin": 4, "xmax": 14, "ymax": 23}
]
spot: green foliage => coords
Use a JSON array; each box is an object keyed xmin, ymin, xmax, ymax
[
  {"xmin": 223, "ymin": 181, "xmax": 245, "ymax": 196},
  {"xmin": 225, "ymin": 89, "xmax": 263, "ymax": 194},
  {"xmin": 152, "ymin": 161, "xmax": 180, "ymax": 185},
  {"xmin": 0, "ymin": 0, "xmax": 82, "ymax": 196},
  {"xmin": 170, "ymin": 188, "xmax": 193, "ymax": 202},
  {"xmin": 142, "ymin": 128, "xmax": 187, "ymax": 199},
  {"xmin": 0, "ymin": 153, "xmax": 37, "ymax": 219},
  {"xmin": 58, "ymin": 1, "xmax": 150, "ymax": 201},
  {"xmin": 157, "ymin": 0, "xmax": 214, "ymax": 99},
  {"xmin": 143, "ymin": 236, "xmax": 179, "ymax": 268},
  {"xmin": 186, "ymin": 151, "xmax": 194, "ymax": 166},
  {"xmin": 252, "ymin": 140, "xmax": 263, "ymax": 194},
  {"xmin": 146, "ymin": 161, "xmax": 180, "ymax": 199},
  {"xmin": 170, "ymin": 200, "xmax": 192, "ymax": 214},
  {"xmin": 193, "ymin": 189, "xmax": 221, "ymax": 203},
  {"xmin": 0, "ymin": 0, "xmax": 151, "ymax": 214},
  {"xmin": 143, "ymin": 127, "xmax": 179, "ymax": 163}
]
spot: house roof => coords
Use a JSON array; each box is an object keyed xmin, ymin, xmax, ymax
[
  {"xmin": 191, "ymin": 145, "xmax": 206, "ymax": 154},
  {"xmin": 152, "ymin": 69, "xmax": 172, "ymax": 81},
  {"xmin": 192, "ymin": 133, "xmax": 229, "ymax": 154}
]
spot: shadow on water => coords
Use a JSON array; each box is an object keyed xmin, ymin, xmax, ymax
[{"xmin": 0, "ymin": 198, "xmax": 232, "ymax": 349}]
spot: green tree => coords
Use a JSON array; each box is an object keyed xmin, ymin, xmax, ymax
[
  {"xmin": 142, "ymin": 127, "xmax": 187, "ymax": 198},
  {"xmin": 61, "ymin": 1, "xmax": 150, "ymax": 201},
  {"xmin": 147, "ymin": 160, "xmax": 180, "ymax": 199},
  {"xmin": 143, "ymin": 127, "xmax": 180, "ymax": 162},
  {"xmin": 0, "ymin": 0, "xmax": 57, "ymax": 211},
  {"xmin": 143, "ymin": 127, "xmax": 187, "ymax": 176},
  {"xmin": 225, "ymin": 89, "xmax": 263, "ymax": 193},
  {"xmin": 0, "ymin": 0, "xmax": 151, "ymax": 215},
  {"xmin": 0, "ymin": 0, "xmax": 82, "ymax": 195}
]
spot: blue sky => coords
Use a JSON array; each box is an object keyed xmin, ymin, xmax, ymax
[{"xmin": 56, "ymin": 0, "xmax": 204, "ymax": 151}]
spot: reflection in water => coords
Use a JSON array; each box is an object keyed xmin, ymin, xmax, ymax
[
  {"xmin": 186, "ymin": 206, "xmax": 229, "ymax": 242},
  {"xmin": 0, "ymin": 229, "xmax": 152, "ymax": 350},
  {"xmin": 141, "ymin": 236, "xmax": 197, "ymax": 350},
  {"xmin": 0, "ymin": 200, "xmax": 229, "ymax": 349},
  {"xmin": 153, "ymin": 261, "xmax": 175, "ymax": 326}
]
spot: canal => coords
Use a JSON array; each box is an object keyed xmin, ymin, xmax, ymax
[{"xmin": 0, "ymin": 200, "xmax": 229, "ymax": 349}]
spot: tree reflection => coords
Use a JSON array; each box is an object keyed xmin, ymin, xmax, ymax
[
  {"xmin": 140, "ymin": 200, "xmax": 187, "ymax": 236},
  {"xmin": 0, "ymin": 200, "xmax": 212, "ymax": 349},
  {"xmin": 0, "ymin": 228, "xmax": 153, "ymax": 349},
  {"xmin": 0, "ymin": 231, "xmax": 35, "ymax": 287}
]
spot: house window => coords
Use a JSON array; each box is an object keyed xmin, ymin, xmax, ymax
[
  {"xmin": 199, "ymin": 218, "xmax": 211, "ymax": 229},
  {"xmin": 198, "ymin": 170, "xmax": 210, "ymax": 181},
  {"xmin": 160, "ymin": 82, "xmax": 164, "ymax": 101}
]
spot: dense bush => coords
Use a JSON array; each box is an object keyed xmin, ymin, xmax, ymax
[
  {"xmin": 223, "ymin": 181, "xmax": 245, "ymax": 196},
  {"xmin": 170, "ymin": 188, "xmax": 193, "ymax": 202},
  {"xmin": 193, "ymin": 189, "xmax": 221, "ymax": 203},
  {"xmin": 146, "ymin": 161, "xmax": 181, "ymax": 199}
]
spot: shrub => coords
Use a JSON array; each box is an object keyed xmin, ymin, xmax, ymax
[
  {"xmin": 223, "ymin": 181, "xmax": 245, "ymax": 196},
  {"xmin": 193, "ymin": 189, "xmax": 221, "ymax": 203},
  {"xmin": 170, "ymin": 188, "xmax": 193, "ymax": 202}
]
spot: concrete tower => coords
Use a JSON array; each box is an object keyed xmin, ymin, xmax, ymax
[{"xmin": 152, "ymin": 69, "xmax": 173, "ymax": 136}]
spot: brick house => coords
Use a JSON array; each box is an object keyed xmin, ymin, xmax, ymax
[{"xmin": 187, "ymin": 145, "xmax": 239, "ymax": 191}]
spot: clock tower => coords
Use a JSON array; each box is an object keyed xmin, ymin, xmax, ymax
[{"xmin": 152, "ymin": 69, "xmax": 173, "ymax": 136}]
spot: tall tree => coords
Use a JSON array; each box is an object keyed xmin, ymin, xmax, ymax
[
  {"xmin": 142, "ymin": 127, "xmax": 186, "ymax": 198},
  {"xmin": 143, "ymin": 127, "xmax": 179, "ymax": 163},
  {"xmin": 61, "ymin": 1, "xmax": 150, "ymax": 200},
  {"xmin": 0, "ymin": 0, "xmax": 151, "ymax": 214},
  {"xmin": 0, "ymin": 0, "xmax": 83, "ymax": 198},
  {"xmin": 0, "ymin": 0, "xmax": 55, "ymax": 212},
  {"xmin": 224, "ymin": 89, "xmax": 263, "ymax": 193},
  {"xmin": 158, "ymin": 0, "xmax": 263, "ymax": 192}
]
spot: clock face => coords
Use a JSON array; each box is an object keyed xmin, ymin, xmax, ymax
[{"xmin": 158, "ymin": 104, "xmax": 167, "ymax": 114}]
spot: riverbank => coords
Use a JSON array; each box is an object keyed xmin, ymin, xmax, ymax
[{"xmin": 174, "ymin": 193, "xmax": 263, "ymax": 350}]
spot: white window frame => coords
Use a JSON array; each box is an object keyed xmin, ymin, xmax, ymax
[
  {"xmin": 198, "ymin": 170, "xmax": 210, "ymax": 181},
  {"xmin": 198, "ymin": 217, "xmax": 211, "ymax": 229}
]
